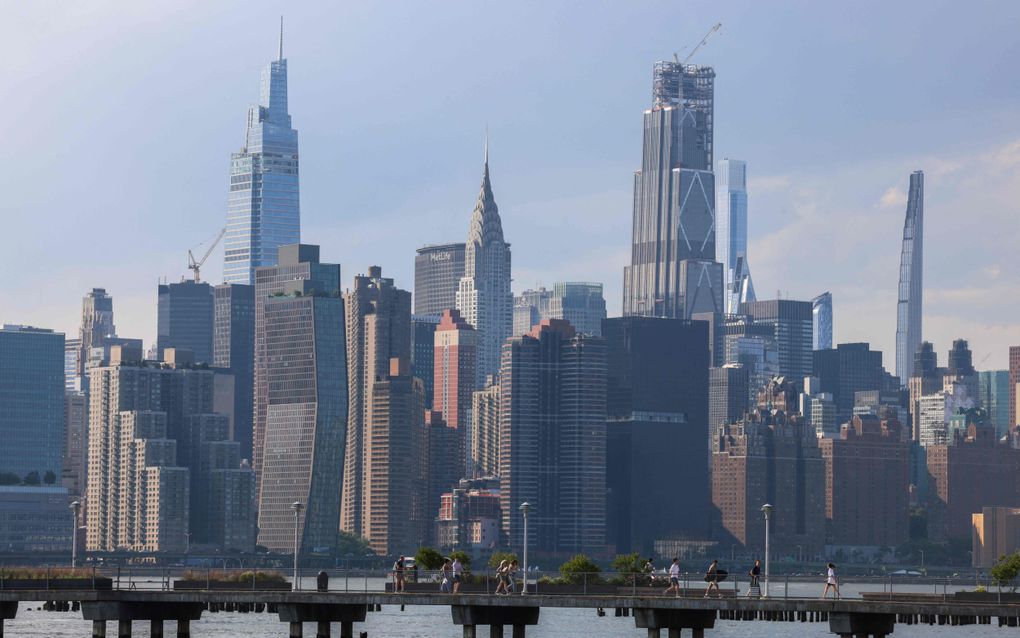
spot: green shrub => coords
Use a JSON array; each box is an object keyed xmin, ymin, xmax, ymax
[
  {"xmin": 559, "ymin": 554, "xmax": 601, "ymax": 585},
  {"xmin": 415, "ymin": 547, "xmax": 445, "ymax": 570},
  {"xmin": 991, "ymin": 552, "xmax": 1020, "ymax": 591},
  {"xmin": 450, "ymin": 550, "xmax": 472, "ymax": 568},
  {"xmin": 487, "ymin": 551, "xmax": 519, "ymax": 569}
]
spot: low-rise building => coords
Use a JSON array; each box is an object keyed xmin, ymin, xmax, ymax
[{"xmin": 973, "ymin": 507, "xmax": 1020, "ymax": 569}]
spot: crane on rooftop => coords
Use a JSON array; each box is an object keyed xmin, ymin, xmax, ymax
[
  {"xmin": 674, "ymin": 22, "xmax": 722, "ymax": 65},
  {"xmin": 188, "ymin": 227, "xmax": 226, "ymax": 284}
]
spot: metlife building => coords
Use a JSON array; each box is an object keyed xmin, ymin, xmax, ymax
[{"xmin": 414, "ymin": 243, "xmax": 466, "ymax": 316}]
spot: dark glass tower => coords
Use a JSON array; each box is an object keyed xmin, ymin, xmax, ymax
[
  {"xmin": 157, "ymin": 280, "xmax": 214, "ymax": 364},
  {"xmin": 213, "ymin": 283, "xmax": 255, "ymax": 461},
  {"xmin": 414, "ymin": 243, "xmax": 466, "ymax": 316},
  {"xmin": 895, "ymin": 171, "xmax": 924, "ymax": 385}
]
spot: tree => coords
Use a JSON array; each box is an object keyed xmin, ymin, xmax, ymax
[
  {"xmin": 0, "ymin": 472, "xmax": 20, "ymax": 486},
  {"xmin": 43, "ymin": 471, "xmax": 57, "ymax": 485},
  {"xmin": 23, "ymin": 471, "xmax": 41, "ymax": 486},
  {"xmin": 450, "ymin": 550, "xmax": 472, "ymax": 569},
  {"xmin": 991, "ymin": 552, "xmax": 1020, "ymax": 591},
  {"xmin": 488, "ymin": 552, "xmax": 519, "ymax": 569},
  {"xmin": 415, "ymin": 547, "xmax": 445, "ymax": 570},
  {"xmin": 559, "ymin": 554, "xmax": 601, "ymax": 585},
  {"xmin": 611, "ymin": 553, "xmax": 644, "ymax": 575},
  {"xmin": 336, "ymin": 531, "xmax": 374, "ymax": 557}
]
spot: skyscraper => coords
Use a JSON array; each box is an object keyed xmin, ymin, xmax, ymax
[
  {"xmin": 223, "ymin": 23, "xmax": 300, "ymax": 285},
  {"xmin": 257, "ymin": 277, "xmax": 346, "ymax": 554},
  {"xmin": 252, "ymin": 245, "xmax": 340, "ymax": 490},
  {"xmin": 74, "ymin": 288, "xmax": 117, "ymax": 392},
  {"xmin": 433, "ymin": 309, "xmax": 477, "ymax": 470},
  {"xmin": 213, "ymin": 283, "xmax": 255, "ymax": 461},
  {"xmin": 157, "ymin": 280, "xmax": 214, "ymax": 364},
  {"xmin": 812, "ymin": 342, "xmax": 890, "ymax": 425},
  {"xmin": 500, "ymin": 320, "xmax": 607, "ymax": 555},
  {"xmin": 414, "ymin": 243, "xmax": 466, "ymax": 316},
  {"xmin": 740, "ymin": 299, "xmax": 814, "ymax": 384},
  {"xmin": 341, "ymin": 267, "xmax": 412, "ymax": 538},
  {"xmin": 604, "ymin": 317, "xmax": 710, "ymax": 553},
  {"xmin": 0, "ymin": 326, "xmax": 65, "ymax": 482},
  {"xmin": 895, "ymin": 170, "xmax": 924, "ymax": 386},
  {"xmin": 622, "ymin": 61, "xmax": 724, "ymax": 320},
  {"xmin": 410, "ymin": 314, "xmax": 441, "ymax": 407},
  {"xmin": 812, "ymin": 292, "xmax": 833, "ymax": 351},
  {"xmin": 1010, "ymin": 346, "xmax": 1020, "ymax": 430},
  {"xmin": 716, "ymin": 159, "xmax": 756, "ymax": 313},
  {"xmin": 978, "ymin": 371, "xmax": 1010, "ymax": 438},
  {"xmin": 708, "ymin": 364, "xmax": 749, "ymax": 444},
  {"xmin": 456, "ymin": 146, "xmax": 512, "ymax": 388},
  {"xmin": 470, "ymin": 378, "xmax": 500, "ymax": 478}
]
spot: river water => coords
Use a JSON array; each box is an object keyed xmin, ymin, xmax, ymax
[{"xmin": 4, "ymin": 578, "xmax": 1011, "ymax": 637}]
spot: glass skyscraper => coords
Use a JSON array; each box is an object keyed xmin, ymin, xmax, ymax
[
  {"xmin": 622, "ymin": 61, "xmax": 723, "ymax": 319},
  {"xmin": 224, "ymin": 27, "xmax": 300, "ymax": 285},
  {"xmin": 895, "ymin": 170, "xmax": 924, "ymax": 385},
  {"xmin": 716, "ymin": 159, "xmax": 755, "ymax": 314},
  {"xmin": 812, "ymin": 291, "xmax": 833, "ymax": 350}
]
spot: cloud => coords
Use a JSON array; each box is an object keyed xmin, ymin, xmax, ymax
[{"xmin": 878, "ymin": 187, "xmax": 907, "ymax": 209}]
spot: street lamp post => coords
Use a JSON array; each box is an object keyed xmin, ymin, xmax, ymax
[
  {"xmin": 519, "ymin": 502, "xmax": 531, "ymax": 595},
  {"xmin": 761, "ymin": 504, "xmax": 773, "ymax": 598},
  {"xmin": 291, "ymin": 502, "xmax": 304, "ymax": 591},
  {"xmin": 69, "ymin": 501, "xmax": 81, "ymax": 568}
]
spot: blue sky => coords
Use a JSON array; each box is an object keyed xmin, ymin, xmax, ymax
[{"xmin": 2, "ymin": 0, "xmax": 1018, "ymax": 368}]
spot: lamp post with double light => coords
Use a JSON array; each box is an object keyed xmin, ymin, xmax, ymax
[
  {"xmin": 761, "ymin": 503, "xmax": 773, "ymax": 598},
  {"xmin": 291, "ymin": 502, "xmax": 303, "ymax": 590},
  {"xmin": 519, "ymin": 502, "xmax": 531, "ymax": 595}
]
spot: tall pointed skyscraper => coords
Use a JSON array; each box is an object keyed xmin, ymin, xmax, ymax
[
  {"xmin": 895, "ymin": 170, "xmax": 924, "ymax": 385},
  {"xmin": 223, "ymin": 19, "xmax": 300, "ymax": 285},
  {"xmin": 716, "ymin": 159, "xmax": 756, "ymax": 313},
  {"xmin": 622, "ymin": 61, "xmax": 724, "ymax": 319},
  {"xmin": 456, "ymin": 142, "xmax": 512, "ymax": 387}
]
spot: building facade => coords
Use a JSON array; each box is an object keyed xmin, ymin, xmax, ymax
[
  {"xmin": 223, "ymin": 30, "xmax": 301, "ymax": 285},
  {"xmin": 433, "ymin": 309, "xmax": 477, "ymax": 474},
  {"xmin": 716, "ymin": 159, "xmax": 756, "ymax": 314},
  {"xmin": 213, "ymin": 283, "xmax": 255, "ymax": 461},
  {"xmin": 0, "ymin": 325, "xmax": 65, "ymax": 482},
  {"xmin": 414, "ymin": 243, "xmax": 466, "ymax": 316},
  {"xmin": 978, "ymin": 370, "xmax": 1011, "ymax": 438},
  {"xmin": 1011, "ymin": 346, "xmax": 1020, "ymax": 430},
  {"xmin": 895, "ymin": 170, "xmax": 924, "ymax": 386},
  {"xmin": 973, "ymin": 507, "xmax": 1020, "ymax": 569},
  {"xmin": 500, "ymin": 320, "xmax": 607, "ymax": 556},
  {"xmin": 927, "ymin": 421, "xmax": 1020, "ymax": 543},
  {"xmin": 456, "ymin": 149, "xmax": 512, "ymax": 388},
  {"xmin": 470, "ymin": 378, "xmax": 500, "ymax": 478},
  {"xmin": 252, "ymin": 245, "xmax": 339, "ymax": 491},
  {"xmin": 341, "ymin": 266, "xmax": 412, "ymax": 540},
  {"xmin": 605, "ymin": 317, "xmax": 710, "ymax": 554},
  {"xmin": 258, "ymin": 281, "xmax": 346, "ymax": 554},
  {"xmin": 712, "ymin": 378, "xmax": 826, "ymax": 557},
  {"xmin": 411, "ymin": 314, "xmax": 441, "ymax": 407},
  {"xmin": 819, "ymin": 415, "xmax": 910, "ymax": 548},
  {"xmin": 740, "ymin": 300, "xmax": 814, "ymax": 384},
  {"xmin": 157, "ymin": 280, "xmax": 214, "ymax": 364},
  {"xmin": 708, "ymin": 364, "xmax": 748, "ymax": 451},
  {"xmin": 622, "ymin": 61, "xmax": 723, "ymax": 320},
  {"xmin": 812, "ymin": 343, "xmax": 889, "ymax": 425},
  {"xmin": 812, "ymin": 292, "xmax": 833, "ymax": 351},
  {"xmin": 514, "ymin": 283, "xmax": 608, "ymax": 338}
]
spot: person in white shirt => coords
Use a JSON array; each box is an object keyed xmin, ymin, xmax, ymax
[
  {"xmin": 452, "ymin": 557, "xmax": 463, "ymax": 594},
  {"xmin": 822, "ymin": 562, "xmax": 840, "ymax": 599},
  {"xmin": 663, "ymin": 557, "xmax": 681, "ymax": 596}
]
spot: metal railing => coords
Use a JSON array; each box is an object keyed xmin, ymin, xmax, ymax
[{"xmin": 0, "ymin": 566, "xmax": 1013, "ymax": 600}]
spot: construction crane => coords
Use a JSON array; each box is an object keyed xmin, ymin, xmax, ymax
[
  {"xmin": 187, "ymin": 227, "xmax": 226, "ymax": 283},
  {"xmin": 674, "ymin": 22, "xmax": 722, "ymax": 65}
]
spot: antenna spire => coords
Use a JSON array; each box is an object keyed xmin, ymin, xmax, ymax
[
  {"xmin": 278, "ymin": 16, "xmax": 284, "ymax": 61},
  {"xmin": 484, "ymin": 126, "xmax": 489, "ymax": 166}
]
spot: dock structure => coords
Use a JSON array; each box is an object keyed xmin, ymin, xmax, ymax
[{"xmin": 2, "ymin": 590, "xmax": 1020, "ymax": 638}]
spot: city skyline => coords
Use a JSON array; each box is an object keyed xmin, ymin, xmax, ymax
[{"xmin": 3, "ymin": 2, "xmax": 1020, "ymax": 368}]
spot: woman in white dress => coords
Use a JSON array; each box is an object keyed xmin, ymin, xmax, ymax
[{"xmin": 822, "ymin": 562, "xmax": 840, "ymax": 599}]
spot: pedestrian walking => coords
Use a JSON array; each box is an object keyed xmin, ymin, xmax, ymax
[
  {"xmin": 440, "ymin": 559, "xmax": 453, "ymax": 593},
  {"xmin": 392, "ymin": 555, "xmax": 406, "ymax": 593},
  {"xmin": 643, "ymin": 558, "xmax": 655, "ymax": 586},
  {"xmin": 704, "ymin": 559, "xmax": 722, "ymax": 598},
  {"xmin": 494, "ymin": 560, "xmax": 509, "ymax": 595},
  {"xmin": 452, "ymin": 556, "xmax": 464, "ymax": 594},
  {"xmin": 508, "ymin": 559, "xmax": 519, "ymax": 593},
  {"xmin": 822, "ymin": 563, "xmax": 840, "ymax": 599},
  {"xmin": 746, "ymin": 559, "xmax": 761, "ymax": 597},
  {"xmin": 663, "ymin": 557, "xmax": 681, "ymax": 596}
]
